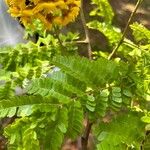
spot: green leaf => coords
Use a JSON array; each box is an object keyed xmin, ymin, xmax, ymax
[
  {"xmin": 100, "ymin": 89, "xmax": 109, "ymax": 97},
  {"xmin": 7, "ymin": 107, "xmax": 16, "ymax": 117},
  {"xmin": 112, "ymin": 92, "xmax": 121, "ymax": 97},
  {"xmin": 112, "ymin": 87, "xmax": 121, "ymax": 93},
  {"xmin": 141, "ymin": 116, "xmax": 150, "ymax": 123},
  {"xmin": 98, "ymin": 131, "xmax": 108, "ymax": 141},
  {"xmin": 145, "ymin": 124, "xmax": 150, "ymax": 131},
  {"xmin": 123, "ymin": 89, "xmax": 133, "ymax": 97},
  {"xmin": 112, "ymin": 97, "xmax": 122, "ymax": 103},
  {"xmin": 86, "ymin": 104, "xmax": 95, "ymax": 112},
  {"xmin": 17, "ymin": 106, "xmax": 33, "ymax": 117},
  {"xmin": 58, "ymin": 123, "xmax": 67, "ymax": 133}
]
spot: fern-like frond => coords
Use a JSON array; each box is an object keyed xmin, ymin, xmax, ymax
[
  {"xmin": 27, "ymin": 78, "xmax": 76, "ymax": 104},
  {"xmin": 4, "ymin": 107, "xmax": 68, "ymax": 150},
  {"xmin": 27, "ymin": 72, "xmax": 86, "ymax": 98},
  {"xmin": 0, "ymin": 81, "xmax": 14, "ymax": 99},
  {"xmin": 52, "ymin": 56, "xmax": 118, "ymax": 88},
  {"xmin": 96, "ymin": 112, "xmax": 146, "ymax": 150},
  {"xmin": 95, "ymin": 89, "xmax": 109, "ymax": 117},
  {"xmin": 47, "ymin": 108, "xmax": 68, "ymax": 150},
  {"xmin": 50, "ymin": 71, "xmax": 86, "ymax": 96},
  {"xmin": 66, "ymin": 101, "xmax": 84, "ymax": 139},
  {"xmin": 109, "ymin": 87, "xmax": 123, "ymax": 111},
  {"xmin": 0, "ymin": 96, "xmax": 62, "ymax": 110}
]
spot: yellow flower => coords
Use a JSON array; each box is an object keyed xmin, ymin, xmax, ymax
[
  {"xmin": 9, "ymin": 7, "xmax": 20, "ymax": 17},
  {"xmin": 5, "ymin": 0, "xmax": 81, "ymax": 30},
  {"xmin": 20, "ymin": 16, "xmax": 31, "ymax": 26},
  {"xmin": 33, "ymin": 3, "xmax": 57, "ymax": 14},
  {"xmin": 62, "ymin": 6, "xmax": 80, "ymax": 26},
  {"xmin": 53, "ymin": 16, "xmax": 63, "ymax": 25},
  {"xmin": 6, "ymin": 0, "xmax": 26, "ymax": 9},
  {"xmin": 36, "ymin": 13, "xmax": 52, "ymax": 29}
]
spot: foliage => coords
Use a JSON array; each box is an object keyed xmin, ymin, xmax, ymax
[
  {"xmin": 130, "ymin": 22, "xmax": 150, "ymax": 44},
  {"xmin": 90, "ymin": 0, "xmax": 114, "ymax": 24},
  {"xmin": 0, "ymin": 31, "xmax": 79, "ymax": 95},
  {"xmin": 96, "ymin": 112, "xmax": 146, "ymax": 150},
  {"xmin": 0, "ymin": 0, "xmax": 150, "ymax": 149},
  {"xmin": 4, "ymin": 107, "xmax": 68, "ymax": 150}
]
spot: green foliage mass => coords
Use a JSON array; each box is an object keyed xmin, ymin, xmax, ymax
[
  {"xmin": 96, "ymin": 112, "xmax": 146, "ymax": 150},
  {"xmin": 0, "ymin": 0, "xmax": 149, "ymax": 149}
]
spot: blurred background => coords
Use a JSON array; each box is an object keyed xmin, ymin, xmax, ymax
[{"xmin": 0, "ymin": 0, "xmax": 25, "ymax": 47}]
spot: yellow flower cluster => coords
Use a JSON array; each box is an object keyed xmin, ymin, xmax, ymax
[{"xmin": 5, "ymin": 0, "xmax": 80, "ymax": 30}]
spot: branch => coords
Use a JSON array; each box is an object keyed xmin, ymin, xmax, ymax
[
  {"xmin": 81, "ymin": 119, "xmax": 93, "ymax": 150},
  {"xmin": 80, "ymin": 1, "xmax": 93, "ymax": 148},
  {"xmin": 64, "ymin": 40, "xmax": 89, "ymax": 45},
  {"xmin": 80, "ymin": 0, "xmax": 92, "ymax": 60},
  {"xmin": 108, "ymin": 0, "xmax": 143, "ymax": 60}
]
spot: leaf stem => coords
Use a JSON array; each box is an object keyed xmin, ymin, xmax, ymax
[{"xmin": 108, "ymin": 0, "xmax": 143, "ymax": 60}]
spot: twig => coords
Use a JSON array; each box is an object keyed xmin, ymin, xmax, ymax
[
  {"xmin": 80, "ymin": 1, "xmax": 93, "ymax": 148},
  {"xmin": 75, "ymin": 40, "xmax": 89, "ymax": 44},
  {"xmin": 64, "ymin": 40, "xmax": 89, "ymax": 45},
  {"xmin": 108, "ymin": 0, "xmax": 143, "ymax": 60},
  {"xmin": 80, "ymin": 0, "xmax": 92, "ymax": 60}
]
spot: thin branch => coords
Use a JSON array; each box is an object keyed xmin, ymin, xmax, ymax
[
  {"xmin": 75, "ymin": 40, "xmax": 89, "ymax": 44},
  {"xmin": 80, "ymin": 0, "xmax": 92, "ymax": 60},
  {"xmin": 80, "ymin": 1, "xmax": 93, "ymax": 149},
  {"xmin": 64, "ymin": 40, "xmax": 89, "ymax": 45},
  {"xmin": 81, "ymin": 120, "xmax": 93, "ymax": 150},
  {"xmin": 108, "ymin": 0, "xmax": 143, "ymax": 60}
]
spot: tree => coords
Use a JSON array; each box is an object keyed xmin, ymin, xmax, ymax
[{"xmin": 0, "ymin": 0, "xmax": 149, "ymax": 149}]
